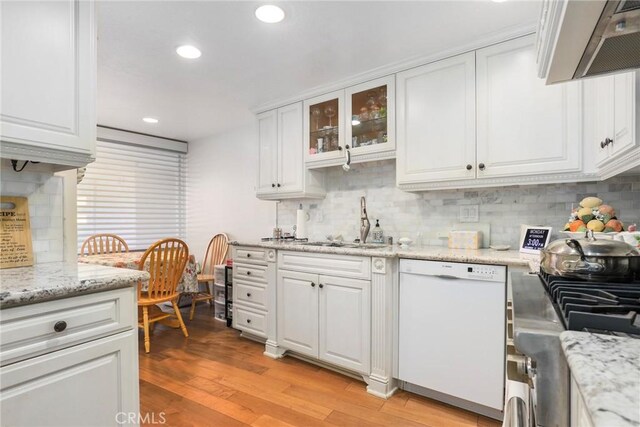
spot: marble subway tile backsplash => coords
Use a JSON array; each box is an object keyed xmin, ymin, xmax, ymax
[
  {"xmin": 278, "ymin": 160, "xmax": 640, "ymax": 248},
  {"xmin": 1, "ymin": 164, "xmax": 64, "ymax": 264}
]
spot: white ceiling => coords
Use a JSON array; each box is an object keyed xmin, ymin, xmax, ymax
[{"xmin": 97, "ymin": 0, "xmax": 542, "ymax": 141}]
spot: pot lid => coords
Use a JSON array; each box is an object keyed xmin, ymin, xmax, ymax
[{"xmin": 545, "ymin": 235, "xmax": 640, "ymax": 257}]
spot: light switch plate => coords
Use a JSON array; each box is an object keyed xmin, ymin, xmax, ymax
[{"xmin": 459, "ymin": 205, "xmax": 479, "ymax": 223}]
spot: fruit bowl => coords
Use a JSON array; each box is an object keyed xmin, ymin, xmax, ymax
[{"xmin": 559, "ymin": 231, "xmax": 618, "ymax": 240}]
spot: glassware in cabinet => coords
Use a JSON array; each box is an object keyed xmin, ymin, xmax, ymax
[
  {"xmin": 346, "ymin": 75, "xmax": 395, "ymax": 154},
  {"xmin": 304, "ymin": 90, "xmax": 345, "ymax": 164}
]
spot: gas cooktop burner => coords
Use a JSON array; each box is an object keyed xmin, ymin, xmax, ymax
[{"xmin": 539, "ymin": 271, "xmax": 640, "ymax": 337}]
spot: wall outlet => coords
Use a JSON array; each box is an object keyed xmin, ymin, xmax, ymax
[{"xmin": 459, "ymin": 205, "xmax": 479, "ymax": 223}]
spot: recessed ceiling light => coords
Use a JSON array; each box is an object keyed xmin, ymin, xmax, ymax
[
  {"xmin": 176, "ymin": 45, "xmax": 202, "ymax": 59},
  {"xmin": 142, "ymin": 117, "xmax": 159, "ymax": 124},
  {"xmin": 255, "ymin": 5, "xmax": 285, "ymax": 23},
  {"xmin": 492, "ymin": 0, "xmax": 508, "ymax": 2}
]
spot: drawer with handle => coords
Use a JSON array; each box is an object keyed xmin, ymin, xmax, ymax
[
  {"xmin": 233, "ymin": 262, "xmax": 268, "ymax": 285},
  {"xmin": 234, "ymin": 247, "xmax": 267, "ymax": 264},
  {"xmin": 234, "ymin": 306, "xmax": 267, "ymax": 338},
  {"xmin": 235, "ymin": 281, "xmax": 267, "ymax": 310},
  {"xmin": 0, "ymin": 287, "xmax": 135, "ymax": 366}
]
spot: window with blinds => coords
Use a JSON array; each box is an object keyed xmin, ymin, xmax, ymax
[{"xmin": 77, "ymin": 139, "xmax": 186, "ymax": 252}]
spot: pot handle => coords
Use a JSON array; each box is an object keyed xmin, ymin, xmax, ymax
[
  {"xmin": 561, "ymin": 259, "xmax": 606, "ymax": 273},
  {"xmin": 566, "ymin": 239, "xmax": 586, "ymax": 259}
]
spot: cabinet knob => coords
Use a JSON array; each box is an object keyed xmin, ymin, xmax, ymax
[
  {"xmin": 605, "ymin": 137, "xmax": 613, "ymax": 146},
  {"xmin": 338, "ymin": 146, "xmax": 343, "ymax": 151},
  {"xmin": 246, "ymin": 319, "xmax": 251, "ymax": 324},
  {"xmin": 54, "ymin": 321, "xmax": 67, "ymax": 333},
  {"xmin": 345, "ymin": 144, "xmax": 350, "ymax": 150},
  {"xmin": 319, "ymin": 283, "xmax": 324, "ymax": 289},
  {"xmin": 246, "ymin": 271, "xmax": 251, "ymax": 275},
  {"xmin": 466, "ymin": 164, "xmax": 472, "ymax": 170},
  {"xmin": 272, "ymin": 183, "xmax": 276, "ymax": 188},
  {"xmin": 246, "ymin": 253, "xmax": 251, "ymax": 258},
  {"xmin": 478, "ymin": 163, "xmax": 486, "ymax": 171},
  {"xmin": 246, "ymin": 293, "xmax": 251, "ymax": 297},
  {"xmin": 311, "ymin": 282, "xmax": 316, "ymax": 287},
  {"xmin": 277, "ymin": 183, "xmax": 281, "ymax": 187}
]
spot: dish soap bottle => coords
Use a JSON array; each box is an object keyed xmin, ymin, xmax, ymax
[{"xmin": 372, "ymin": 219, "xmax": 384, "ymax": 243}]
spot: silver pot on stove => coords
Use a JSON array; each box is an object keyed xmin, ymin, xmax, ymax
[{"xmin": 541, "ymin": 231, "xmax": 640, "ymax": 282}]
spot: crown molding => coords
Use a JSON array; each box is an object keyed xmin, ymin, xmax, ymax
[{"xmin": 251, "ymin": 24, "xmax": 537, "ymax": 114}]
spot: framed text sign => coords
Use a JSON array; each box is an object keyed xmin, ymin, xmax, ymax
[
  {"xmin": 519, "ymin": 225, "xmax": 553, "ymax": 254},
  {"xmin": 0, "ymin": 196, "xmax": 34, "ymax": 268}
]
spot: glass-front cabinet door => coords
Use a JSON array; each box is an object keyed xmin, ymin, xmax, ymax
[
  {"xmin": 304, "ymin": 90, "xmax": 345, "ymax": 165},
  {"xmin": 346, "ymin": 75, "xmax": 395, "ymax": 156}
]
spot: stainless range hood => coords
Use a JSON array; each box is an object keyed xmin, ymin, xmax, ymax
[{"xmin": 537, "ymin": 0, "xmax": 640, "ymax": 84}]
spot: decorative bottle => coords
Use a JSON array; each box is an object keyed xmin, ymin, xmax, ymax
[{"xmin": 372, "ymin": 219, "xmax": 384, "ymax": 243}]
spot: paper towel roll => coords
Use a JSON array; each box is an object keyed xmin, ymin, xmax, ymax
[{"xmin": 296, "ymin": 208, "xmax": 307, "ymax": 239}]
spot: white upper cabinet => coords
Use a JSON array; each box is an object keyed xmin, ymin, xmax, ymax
[
  {"xmin": 256, "ymin": 102, "xmax": 325, "ymax": 200},
  {"xmin": 304, "ymin": 77, "xmax": 396, "ymax": 169},
  {"xmin": 476, "ymin": 35, "xmax": 582, "ymax": 179},
  {"xmin": 304, "ymin": 91, "xmax": 345, "ymax": 166},
  {"xmin": 396, "ymin": 52, "xmax": 476, "ymax": 185},
  {"xmin": 0, "ymin": 0, "xmax": 96, "ymax": 170},
  {"xmin": 589, "ymin": 71, "xmax": 639, "ymax": 179}
]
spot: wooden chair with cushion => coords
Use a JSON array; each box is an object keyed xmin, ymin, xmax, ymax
[
  {"xmin": 137, "ymin": 238, "xmax": 189, "ymax": 353},
  {"xmin": 80, "ymin": 233, "xmax": 129, "ymax": 255},
  {"xmin": 189, "ymin": 233, "xmax": 229, "ymax": 320}
]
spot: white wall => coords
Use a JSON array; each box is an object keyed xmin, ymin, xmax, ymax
[{"xmin": 186, "ymin": 125, "xmax": 276, "ymax": 260}]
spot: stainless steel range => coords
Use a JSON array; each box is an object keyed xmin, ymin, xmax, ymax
[{"xmin": 506, "ymin": 270, "xmax": 640, "ymax": 426}]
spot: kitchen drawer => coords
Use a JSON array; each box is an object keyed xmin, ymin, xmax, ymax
[
  {"xmin": 233, "ymin": 262, "xmax": 268, "ymax": 285},
  {"xmin": 278, "ymin": 251, "xmax": 371, "ymax": 280},
  {"xmin": 0, "ymin": 287, "xmax": 135, "ymax": 366},
  {"xmin": 234, "ymin": 247, "xmax": 269, "ymax": 264},
  {"xmin": 235, "ymin": 281, "xmax": 268, "ymax": 310},
  {"xmin": 234, "ymin": 306, "xmax": 267, "ymax": 338}
]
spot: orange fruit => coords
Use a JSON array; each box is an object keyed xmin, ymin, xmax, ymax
[{"xmin": 569, "ymin": 220, "xmax": 586, "ymax": 232}]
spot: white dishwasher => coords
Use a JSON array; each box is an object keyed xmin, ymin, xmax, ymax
[{"xmin": 398, "ymin": 259, "xmax": 506, "ymax": 419}]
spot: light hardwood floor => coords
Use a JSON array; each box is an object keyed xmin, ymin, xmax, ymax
[{"xmin": 139, "ymin": 306, "xmax": 502, "ymax": 427}]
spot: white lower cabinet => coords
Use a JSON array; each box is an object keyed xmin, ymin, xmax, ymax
[
  {"xmin": 0, "ymin": 288, "xmax": 139, "ymax": 426},
  {"xmin": 276, "ymin": 267, "xmax": 371, "ymax": 374},
  {"xmin": 1, "ymin": 331, "xmax": 138, "ymax": 427},
  {"xmin": 232, "ymin": 246, "xmax": 278, "ymax": 353}
]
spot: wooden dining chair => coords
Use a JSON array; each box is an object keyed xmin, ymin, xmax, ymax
[
  {"xmin": 80, "ymin": 233, "xmax": 129, "ymax": 255},
  {"xmin": 137, "ymin": 238, "xmax": 189, "ymax": 353},
  {"xmin": 189, "ymin": 233, "xmax": 229, "ymax": 320}
]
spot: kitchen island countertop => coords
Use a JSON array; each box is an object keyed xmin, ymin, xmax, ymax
[
  {"xmin": 230, "ymin": 240, "xmax": 538, "ymax": 270},
  {"xmin": 560, "ymin": 331, "xmax": 640, "ymax": 427},
  {"xmin": 0, "ymin": 262, "xmax": 149, "ymax": 309}
]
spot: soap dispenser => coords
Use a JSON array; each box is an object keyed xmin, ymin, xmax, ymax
[{"xmin": 372, "ymin": 219, "xmax": 384, "ymax": 243}]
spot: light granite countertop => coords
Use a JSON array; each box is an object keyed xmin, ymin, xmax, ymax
[
  {"xmin": 560, "ymin": 331, "xmax": 640, "ymax": 427},
  {"xmin": 230, "ymin": 240, "xmax": 538, "ymax": 270},
  {"xmin": 0, "ymin": 262, "xmax": 150, "ymax": 309}
]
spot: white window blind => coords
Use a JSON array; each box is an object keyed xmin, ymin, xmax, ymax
[{"xmin": 77, "ymin": 139, "xmax": 186, "ymax": 252}]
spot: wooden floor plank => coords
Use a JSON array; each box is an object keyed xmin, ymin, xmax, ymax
[{"xmin": 139, "ymin": 305, "xmax": 492, "ymax": 427}]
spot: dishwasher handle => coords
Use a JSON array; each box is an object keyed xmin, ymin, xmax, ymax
[{"xmin": 434, "ymin": 274, "xmax": 461, "ymax": 280}]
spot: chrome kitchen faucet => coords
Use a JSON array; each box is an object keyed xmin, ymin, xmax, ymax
[{"xmin": 360, "ymin": 196, "xmax": 370, "ymax": 243}]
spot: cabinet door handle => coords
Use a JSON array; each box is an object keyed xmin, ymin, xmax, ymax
[
  {"xmin": 478, "ymin": 163, "xmax": 486, "ymax": 171},
  {"xmin": 246, "ymin": 271, "xmax": 251, "ymax": 275},
  {"xmin": 277, "ymin": 183, "xmax": 281, "ymax": 187},
  {"xmin": 466, "ymin": 164, "xmax": 472, "ymax": 170},
  {"xmin": 319, "ymin": 283, "xmax": 324, "ymax": 289},
  {"xmin": 311, "ymin": 282, "xmax": 316, "ymax": 287},
  {"xmin": 246, "ymin": 293, "xmax": 251, "ymax": 297},
  {"xmin": 54, "ymin": 321, "xmax": 67, "ymax": 332},
  {"xmin": 271, "ymin": 183, "xmax": 276, "ymax": 188}
]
